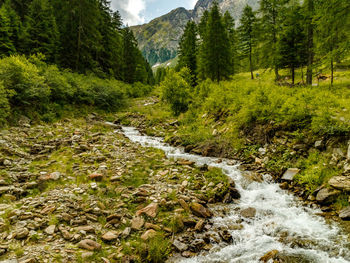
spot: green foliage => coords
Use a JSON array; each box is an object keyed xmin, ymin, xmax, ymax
[
  {"xmin": 160, "ymin": 68, "xmax": 193, "ymax": 116},
  {"xmin": 0, "ymin": 55, "xmax": 152, "ymax": 126}
]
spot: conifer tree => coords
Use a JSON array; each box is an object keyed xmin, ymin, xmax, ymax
[
  {"xmin": 198, "ymin": 2, "xmax": 233, "ymax": 82},
  {"xmin": 278, "ymin": 3, "xmax": 307, "ymax": 85},
  {"xmin": 22, "ymin": 0, "xmax": 59, "ymax": 63},
  {"xmin": 304, "ymin": 0, "xmax": 315, "ymax": 85},
  {"xmin": 121, "ymin": 27, "xmax": 139, "ymax": 83},
  {"xmin": 177, "ymin": 20, "xmax": 198, "ymax": 85},
  {"xmin": 223, "ymin": 11, "xmax": 237, "ymax": 75},
  {"xmin": 198, "ymin": 10, "xmax": 209, "ymax": 39},
  {"xmin": 0, "ymin": 3, "xmax": 15, "ymax": 56},
  {"xmin": 238, "ymin": 5, "xmax": 257, "ymax": 80},
  {"xmin": 259, "ymin": 0, "xmax": 289, "ymax": 80}
]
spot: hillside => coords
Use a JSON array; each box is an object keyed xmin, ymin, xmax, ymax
[{"xmin": 132, "ymin": 0, "xmax": 259, "ymax": 65}]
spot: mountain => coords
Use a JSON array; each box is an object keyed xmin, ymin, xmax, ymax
[{"xmin": 131, "ymin": 0, "xmax": 259, "ymax": 66}]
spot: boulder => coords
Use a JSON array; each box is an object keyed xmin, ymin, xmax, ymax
[
  {"xmin": 281, "ymin": 168, "xmax": 300, "ymax": 181},
  {"xmin": 329, "ymin": 176, "xmax": 350, "ymax": 191},
  {"xmin": 131, "ymin": 217, "xmax": 145, "ymax": 230},
  {"xmin": 339, "ymin": 207, "xmax": 350, "ymax": 220},
  {"xmin": 136, "ymin": 203, "xmax": 158, "ymax": 218},
  {"xmin": 78, "ymin": 239, "xmax": 101, "ymax": 251},
  {"xmin": 316, "ymin": 188, "xmax": 340, "ymax": 204},
  {"xmin": 44, "ymin": 225, "xmax": 56, "ymax": 235},
  {"xmin": 240, "ymin": 207, "xmax": 257, "ymax": 218},
  {"xmin": 141, "ymin": 229, "xmax": 156, "ymax": 241},
  {"xmin": 190, "ymin": 203, "xmax": 212, "ymax": 218},
  {"xmin": 15, "ymin": 228, "xmax": 29, "ymax": 239},
  {"xmin": 173, "ymin": 240, "xmax": 188, "ymax": 252},
  {"xmin": 101, "ymin": 231, "xmax": 119, "ymax": 242}
]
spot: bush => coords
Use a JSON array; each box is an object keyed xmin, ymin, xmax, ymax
[{"xmin": 160, "ymin": 68, "xmax": 193, "ymax": 116}]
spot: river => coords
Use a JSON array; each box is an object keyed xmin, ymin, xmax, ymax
[{"xmin": 120, "ymin": 126, "xmax": 350, "ymax": 263}]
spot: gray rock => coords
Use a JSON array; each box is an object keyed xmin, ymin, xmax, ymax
[
  {"xmin": 240, "ymin": 207, "xmax": 256, "ymax": 218},
  {"xmin": 45, "ymin": 225, "xmax": 56, "ymax": 235},
  {"xmin": 347, "ymin": 142, "xmax": 350, "ymax": 160},
  {"xmin": 339, "ymin": 207, "xmax": 350, "ymax": 220},
  {"xmin": 15, "ymin": 228, "xmax": 29, "ymax": 239},
  {"xmin": 173, "ymin": 240, "xmax": 188, "ymax": 252},
  {"xmin": 316, "ymin": 188, "xmax": 340, "ymax": 204},
  {"xmin": 315, "ymin": 140, "xmax": 323, "ymax": 149},
  {"xmin": 281, "ymin": 168, "xmax": 300, "ymax": 181},
  {"xmin": 329, "ymin": 176, "xmax": 350, "ymax": 191}
]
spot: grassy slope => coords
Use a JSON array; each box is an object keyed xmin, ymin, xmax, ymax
[{"xmin": 118, "ymin": 67, "xmax": 350, "ymax": 213}]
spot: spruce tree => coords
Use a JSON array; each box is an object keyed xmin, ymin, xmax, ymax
[
  {"xmin": 121, "ymin": 27, "xmax": 139, "ymax": 83},
  {"xmin": 278, "ymin": 3, "xmax": 307, "ymax": 85},
  {"xmin": 0, "ymin": 3, "xmax": 15, "ymax": 56},
  {"xmin": 177, "ymin": 20, "xmax": 198, "ymax": 85},
  {"xmin": 22, "ymin": 0, "xmax": 59, "ymax": 63},
  {"xmin": 198, "ymin": 2, "xmax": 233, "ymax": 82},
  {"xmin": 223, "ymin": 11, "xmax": 237, "ymax": 75},
  {"xmin": 259, "ymin": 0, "xmax": 289, "ymax": 80},
  {"xmin": 304, "ymin": 0, "xmax": 315, "ymax": 85},
  {"xmin": 198, "ymin": 10, "xmax": 209, "ymax": 39},
  {"xmin": 315, "ymin": 0, "xmax": 350, "ymax": 85},
  {"xmin": 238, "ymin": 5, "xmax": 257, "ymax": 80}
]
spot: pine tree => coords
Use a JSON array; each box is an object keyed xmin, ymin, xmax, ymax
[
  {"xmin": 22, "ymin": 0, "xmax": 59, "ymax": 63},
  {"xmin": 259, "ymin": 0, "xmax": 289, "ymax": 80},
  {"xmin": 278, "ymin": 2, "xmax": 307, "ymax": 85},
  {"xmin": 0, "ymin": 3, "xmax": 16, "ymax": 56},
  {"xmin": 198, "ymin": 10, "xmax": 209, "ymax": 39},
  {"xmin": 121, "ymin": 27, "xmax": 139, "ymax": 83},
  {"xmin": 198, "ymin": 2, "xmax": 233, "ymax": 82},
  {"xmin": 304, "ymin": 0, "xmax": 315, "ymax": 85},
  {"xmin": 223, "ymin": 11, "xmax": 237, "ymax": 75},
  {"xmin": 177, "ymin": 20, "xmax": 198, "ymax": 85},
  {"xmin": 315, "ymin": 0, "xmax": 350, "ymax": 85},
  {"xmin": 238, "ymin": 5, "xmax": 257, "ymax": 80}
]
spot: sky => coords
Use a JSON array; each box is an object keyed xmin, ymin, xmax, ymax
[{"xmin": 111, "ymin": 0, "xmax": 197, "ymax": 26}]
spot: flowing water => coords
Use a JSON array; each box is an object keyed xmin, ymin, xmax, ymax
[{"xmin": 120, "ymin": 126, "xmax": 350, "ymax": 263}]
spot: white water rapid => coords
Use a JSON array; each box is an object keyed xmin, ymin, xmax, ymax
[{"xmin": 120, "ymin": 126, "xmax": 350, "ymax": 263}]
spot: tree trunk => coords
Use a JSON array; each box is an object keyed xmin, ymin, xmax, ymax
[
  {"xmin": 275, "ymin": 66, "xmax": 279, "ymax": 81},
  {"xmin": 249, "ymin": 43, "xmax": 254, "ymax": 80},
  {"xmin": 306, "ymin": 0, "xmax": 314, "ymax": 85},
  {"xmin": 331, "ymin": 57, "xmax": 334, "ymax": 86}
]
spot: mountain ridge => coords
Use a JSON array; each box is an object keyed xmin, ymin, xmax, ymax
[{"xmin": 131, "ymin": 0, "xmax": 259, "ymax": 65}]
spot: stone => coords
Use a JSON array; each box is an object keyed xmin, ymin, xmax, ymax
[
  {"xmin": 178, "ymin": 199, "xmax": 190, "ymax": 212},
  {"xmin": 339, "ymin": 207, "xmax": 350, "ymax": 220},
  {"xmin": 106, "ymin": 213, "xmax": 122, "ymax": 222},
  {"xmin": 101, "ymin": 231, "xmax": 119, "ymax": 242},
  {"xmin": 347, "ymin": 142, "xmax": 350, "ymax": 160},
  {"xmin": 122, "ymin": 227, "xmax": 131, "ymax": 238},
  {"xmin": 240, "ymin": 207, "xmax": 257, "ymax": 218},
  {"xmin": 141, "ymin": 229, "xmax": 156, "ymax": 241},
  {"xmin": 329, "ymin": 176, "xmax": 350, "ymax": 191},
  {"xmin": 316, "ymin": 188, "xmax": 340, "ymax": 204},
  {"xmin": 194, "ymin": 219, "xmax": 205, "ymax": 232},
  {"xmin": 15, "ymin": 228, "xmax": 29, "ymax": 239},
  {"xmin": 144, "ymin": 223, "xmax": 161, "ymax": 231},
  {"xmin": 190, "ymin": 203, "xmax": 212, "ymax": 218},
  {"xmin": 3, "ymin": 159, "xmax": 11, "ymax": 166},
  {"xmin": 314, "ymin": 140, "xmax": 323, "ymax": 149},
  {"xmin": 173, "ymin": 240, "xmax": 188, "ymax": 252},
  {"xmin": 19, "ymin": 258, "xmax": 36, "ymax": 263},
  {"xmin": 136, "ymin": 203, "xmax": 158, "ymax": 218},
  {"xmin": 45, "ymin": 225, "xmax": 56, "ymax": 235},
  {"xmin": 131, "ymin": 217, "xmax": 145, "ymax": 230},
  {"xmin": 88, "ymin": 173, "xmax": 103, "ymax": 181},
  {"xmin": 219, "ymin": 230, "xmax": 233, "ymax": 242},
  {"xmin": 260, "ymin": 250, "xmax": 279, "ymax": 262},
  {"xmin": 75, "ymin": 226, "xmax": 95, "ymax": 233},
  {"xmin": 281, "ymin": 168, "xmax": 300, "ymax": 181},
  {"xmin": 78, "ymin": 239, "xmax": 101, "ymax": 251},
  {"xmin": 50, "ymin": 172, "xmax": 61, "ymax": 180}
]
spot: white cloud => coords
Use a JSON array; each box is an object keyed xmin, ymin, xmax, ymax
[
  {"xmin": 190, "ymin": 0, "xmax": 197, "ymax": 8},
  {"xmin": 111, "ymin": 0, "xmax": 146, "ymax": 26}
]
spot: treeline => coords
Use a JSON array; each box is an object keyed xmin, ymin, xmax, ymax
[
  {"xmin": 176, "ymin": 0, "xmax": 350, "ymax": 85},
  {"xmin": 0, "ymin": 0, "xmax": 154, "ymax": 84}
]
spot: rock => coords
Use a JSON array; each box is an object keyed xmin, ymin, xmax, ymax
[
  {"xmin": 347, "ymin": 142, "xmax": 350, "ymax": 160},
  {"xmin": 15, "ymin": 228, "xmax": 29, "ymax": 239},
  {"xmin": 78, "ymin": 239, "xmax": 101, "ymax": 251},
  {"xmin": 44, "ymin": 225, "xmax": 56, "ymax": 235},
  {"xmin": 136, "ymin": 203, "xmax": 158, "ymax": 218},
  {"xmin": 190, "ymin": 203, "xmax": 212, "ymax": 218},
  {"xmin": 19, "ymin": 258, "xmax": 36, "ymax": 263},
  {"xmin": 173, "ymin": 240, "xmax": 188, "ymax": 252},
  {"xmin": 75, "ymin": 226, "xmax": 95, "ymax": 233},
  {"xmin": 88, "ymin": 173, "xmax": 103, "ymax": 181},
  {"xmin": 3, "ymin": 159, "xmax": 11, "ymax": 166},
  {"xmin": 258, "ymin": 147, "xmax": 266, "ymax": 155},
  {"xmin": 50, "ymin": 172, "xmax": 61, "ymax": 180},
  {"xmin": 219, "ymin": 230, "xmax": 233, "ymax": 243},
  {"xmin": 339, "ymin": 207, "xmax": 350, "ymax": 220},
  {"xmin": 131, "ymin": 217, "xmax": 145, "ymax": 230},
  {"xmin": 194, "ymin": 219, "xmax": 205, "ymax": 232},
  {"xmin": 329, "ymin": 176, "xmax": 350, "ymax": 191},
  {"xmin": 179, "ymin": 199, "xmax": 190, "ymax": 212},
  {"xmin": 144, "ymin": 223, "xmax": 161, "ymax": 231},
  {"xmin": 260, "ymin": 250, "xmax": 279, "ymax": 262},
  {"xmin": 122, "ymin": 227, "xmax": 131, "ymax": 238},
  {"xmin": 315, "ymin": 140, "xmax": 323, "ymax": 149},
  {"xmin": 281, "ymin": 168, "xmax": 300, "ymax": 181},
  {"xmin": 106, "ymin": 213, "xmax": 122, "ymax": 222},
  {"xmin": 101, "ymin": 231, "xmax": 119, "ymax": 242},
  {"xmin": 316, "ymin": 188, "xmax": 341, "ymax": 204},
  {"xmin": 141, "ymin": 229, "xmax": 157, "ymax": 241},
  {"xmin": 240, "ymin": 207, "xmax": 256, "ymax": 218}
]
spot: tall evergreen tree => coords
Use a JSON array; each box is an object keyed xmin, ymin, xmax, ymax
[
  {"xmin": 121, "ymin": 27, "xmax": 139, "ymax": 83},
  {"xmin": 304, "ymin": 0, "xmax": 315, "ymax": 85},
  {"xmin": 198, "ymin": 10, "xmax": 209, "ymax": 39},
  {"xmin": 238, "ymin": 5, "xmax": 257, "ymax": 80},
  {"xmin": 0, "ymin": 3, "xmax": 15, "ymax": 56},
  {"xmin": 259, "ymin": 0, "xmax": 288, "ymax": 80},
  {"xmin": 22, "ymin": 0, "xmax": 59, "ymax": 62},
  {"xmin": 278, "ymin": 3, "xmax": 307, "ymax": 85},
  {"xmin": 198, "ymin": 2, "xmax": 233, "ymax": 82},
  {"xmin": 177, "ymin": 20, "xmax": 198, "ymax": 85},
  {"xmin": 315, "ymin": 0, "xmax": 350, "ymax": 85},
  {"xmin": 223, "ymin": 11, "xmax": 237, "ymax": 75}
]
